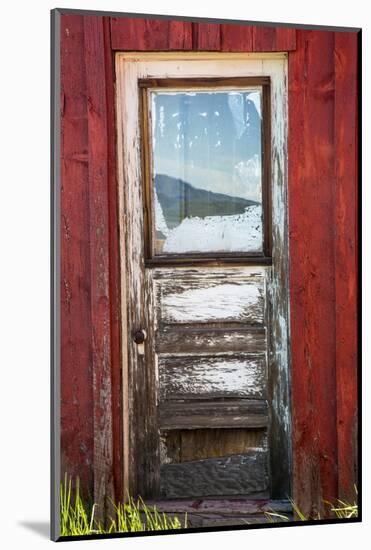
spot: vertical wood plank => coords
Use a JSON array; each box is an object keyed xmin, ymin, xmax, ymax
[
  {"xmin": 275, "ymin": 28, "xmax": 296, "ymax": 51},
  {"xmin": 334, "ymin": 31, "xmax": 359, "ymax": 501},
  {"xmin": 193, "ymin": 22, "xmax": 221, "ymax": 50},
  {"xmin": 116, "ymin": 58, "xmax": 161, "ymax": 499},
  {"xmin": 102, "ymin": 15, "xmax": 124, "ymax": 505},
  {"xmin": 60, "ymin": 13, "xmax": 94, "ymax": 497},
  {"xmin": 110, "ymin": 17, "xmax": 192, "ymax": 50},
  {"xmin": 263, "ymin": 57, "xmax": 291, "ymax": 499},
  {"xmin": 253, "ymin": 27, "xmax": 276, "ymax": 51},
  {"xmin": 221, "ymin": 24, "xmax": 253, "ymax": 51},
  {"xmin": 289, "ymin": 30, "xmax": 338, "ymax": 517},
  {"xmin": 83, "ymin": 15, "xmax": 114, "ymax": 523}
]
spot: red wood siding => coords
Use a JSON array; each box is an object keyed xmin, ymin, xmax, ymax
[
  {"xmin": 60, "ymin": 14, "xmax": 94, "ymax": 495},
  {"xmin": 288, "ymin": 30, "xmax": 338, "ymax": 516},
  {"xmin": 59, "ymin": 12, "xmax": 359, "ymax": 521},
  {"xmin": 110, "ymin": 17, "xmax": 193, "ymax": 50},
  {"xmin": 110, "ymin": 18, "xmax": 296, "ymax": 52},
  {"xmin": 221, "ymin": 25, "xmax": 296, "ymax": 51},
  {"xmin": 288, "ymin": 29, "xmax": 359, "ymax": 515},
  {"xmin": 193, "ymin": 23, "xmax": 221, "ymax": 50},
  {"xmin": 334, "ymin": 32, "xmax": 358, "ymax": 501},
  {"xmin": 60, "ymin": 14, "xmax": 123, "ymax": 517}
]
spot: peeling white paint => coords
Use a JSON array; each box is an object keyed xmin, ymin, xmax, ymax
[
  {"xmin": 162, "ymin": 281, "xmax": 263, "ymax": 323},
  {"xmin": 160, "ymin": 355, "xmax": 266, "ymax": 398}
]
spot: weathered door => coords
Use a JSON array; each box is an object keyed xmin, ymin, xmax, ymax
[{"xmin": 116, "ymin": 53, "xmax": 291, "ymax": 503}]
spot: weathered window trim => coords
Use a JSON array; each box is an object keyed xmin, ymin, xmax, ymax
[{"xmin": 138, "ymin": 77, "xmax": 272, "ymax": 266}]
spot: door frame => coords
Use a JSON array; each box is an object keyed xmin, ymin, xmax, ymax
[{"xmin": 115, "ymin": 52, "xmax": 291, "ymax": 500}]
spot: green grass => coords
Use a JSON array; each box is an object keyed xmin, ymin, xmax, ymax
[
  {"xmin": 60, "ymin": 475, "xmax": 186, "ymax": 537},
  {"xmin": 265, "ymin": 489, "xmax": 358, "ymax": 523},
  {"xmin": 60, "ymin": 475, "xmax": 358, "ymax": 535}
]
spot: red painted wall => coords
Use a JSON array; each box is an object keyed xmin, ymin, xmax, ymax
[{"xmin": 59, "ymin": 12, "xmax": 359, "ymax": 518}]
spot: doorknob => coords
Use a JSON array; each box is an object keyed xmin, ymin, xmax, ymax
[{"xmin": 133, "ymin": 329, "xmax": 147, "ymax": 345}]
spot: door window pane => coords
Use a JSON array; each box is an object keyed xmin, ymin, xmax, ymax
[{"xmin": 150, "ymin": 89, "xmax": 264, "ymax": 255}]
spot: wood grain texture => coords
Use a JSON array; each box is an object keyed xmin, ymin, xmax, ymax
[
  {"xmin": 263, "ymin": 57, "xmax": 291, "ymax": 498},
  {"xmin": 193, "ymin": 23, "xmax": 221, "ymax": 50},
  {"xmin": 160, "ymin": 428, "xmax": 267, "ymax": 463},
  {"xmin": 143, "ymin": 498, "xmax": 292, "ymax": 527},
  {"xmin": 83, "ymin": 15, "xmax": 115, "ymax": 522},
  {"xmin": 220, "ymin": 24, "xmax": 295, "ymax": 52},
  {"xmin": 160, "ymin": 451, "xmax": 268, "ymax": 498},
  {"xmin": 144, "ymin": 497, "xmax": 292, "ymax": 515},
  {"xmin": 60, "ymin": 14, "xmax": 122, "ymax": 517},
  {"xmin": 221, "ymin": 24, "xmax": 253, "ymax": 51},
  {"xmin": 275, "ymin": 28, "xmax": 296, "ymax": 51},
  {"xmin": 102, "ymin": 15, "xmax": 124, "ymax": 506},
  {"xmin": 60, "ymin": 14, "xmax": 94, "ymax": 494},
  {"xmin": 289, "ymin": 30, "xmax": 338, "ymax": 517},
  {"xmin": 110, "ymin": 17, "xmax": 192, "ymax": 50},
  {"xmin": 155, "ymin": 270, "xmax": 265, "ymax": 325},
  {"xmin": 334, "ymin": 31, "xmax": 359, "ymax": 501},
  {"xmin": 156, "ymin": 326, "xmax": 266, "ymax": 354},
  {"xmin": 253, "ymin": 27, "xmax": 276, "ymax": 52},
  {"xmin": 159, "ymin": 400, "xmax": 269, "ymax": 430},
  {"xmin": 159, "ymin": 354, "xmax": 267, "ymax": 400},
  {"xmin": 179, "ymin": 429, "xmax": 267, "ymax": 461},
  {"xmin": 116, "ymin": 55, "xmax": 161, "ymax": 498}
]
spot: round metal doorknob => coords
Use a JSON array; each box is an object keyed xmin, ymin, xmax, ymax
[{"xmin": 133, "ymin": 329, "xmax": 146, "ymax": 345}]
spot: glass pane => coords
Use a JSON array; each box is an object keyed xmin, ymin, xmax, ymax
[{"xmin": 150, "ymin": 89, "xmax": 263, "ymax": 255}]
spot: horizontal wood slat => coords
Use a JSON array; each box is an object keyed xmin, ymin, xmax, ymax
[
  {"xmin": 160, "ymin": 428, "xmax": 267, "ymax": 463},
  {"xmin": 143, "ymin": 497, "xmax": 291, "ymax": 527},
  {"xmin": 181, "ymin": 428, "xmax": 267, "ymax": 461},
  {"xmin": 145, "ymin": 497, "xmax": 292, "ymax": 515},
  {"xmin": 160, "ymin": 451, "xmax": 269, "ymax": 498},
  {"xmin": 156, "ymin": 326, "xmax": 266, "ymax": 354},
  {"xmin": 159, "ymin": 399, "xmax": 268, "ymax": 429},
  {"xmin": 110, "ymin": 17, "xmax": 193, "ymax": 50},
  {"xmin": 159, "ymin": 354, "xmax": 266, "ymax": 400},
  {"xmin": 155, "ymin": 272, "xmax": 265, "ymax": 325}
]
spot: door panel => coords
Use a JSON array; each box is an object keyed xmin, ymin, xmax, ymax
[
  {"xmin": 158, "ymin": 355, "xmax": 266, "ymax": 400},
  {"xmin": 155, "ymin": 268, "xmax": 265, "ymax": 324},
  {"xmin": 153, "ymin": 266, "xmax": 269, "ymax": 497},
  {"xmin": 160, "ymin": 451, "xmax": 269, "ymax": 498}
]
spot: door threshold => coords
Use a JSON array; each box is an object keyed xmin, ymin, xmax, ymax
[{"xmin": 144, "ymin": 498, "xmax": 292, "ymax": 528}]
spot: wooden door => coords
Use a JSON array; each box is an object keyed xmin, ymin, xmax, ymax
[{"xmin": 116, "ymin": 53, "xmax": 291, "ymax": 502}]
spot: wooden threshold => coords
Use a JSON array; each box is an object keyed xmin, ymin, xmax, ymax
[{"xmin": 143, "ymin": 498, "xmax": 292, "ymax": 527}]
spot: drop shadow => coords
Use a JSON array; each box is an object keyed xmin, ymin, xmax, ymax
[{"xmin": 18, "ymin": 521, "xmax": 50, "ymax": 539}]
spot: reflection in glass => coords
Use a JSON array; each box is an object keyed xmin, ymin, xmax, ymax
[{"xmin": 150, "ymin": 89, "xmax": 263, "ymax": 254}]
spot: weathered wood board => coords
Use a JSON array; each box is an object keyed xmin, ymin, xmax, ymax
[
  {"xmin": 159, "ymin": 354, "xmax": 267, "ymax": 400},
  {"xmin": 156, "ymin": 326, "xmax": 267, "ymax": 354},
  {"xmin": 158, "ymin": 400, "xmax": 269, "ymax": 430},
  {"xmin": 160, "ymin": 429, "xmax": 267, "ymax": 463},
  {"xmin": 160, "ymin": 451, "xmax": 269, "ymax": 498},
  {"xmin": 155, "ymin": 269, "xmax": 265, "ymax": 325}
]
